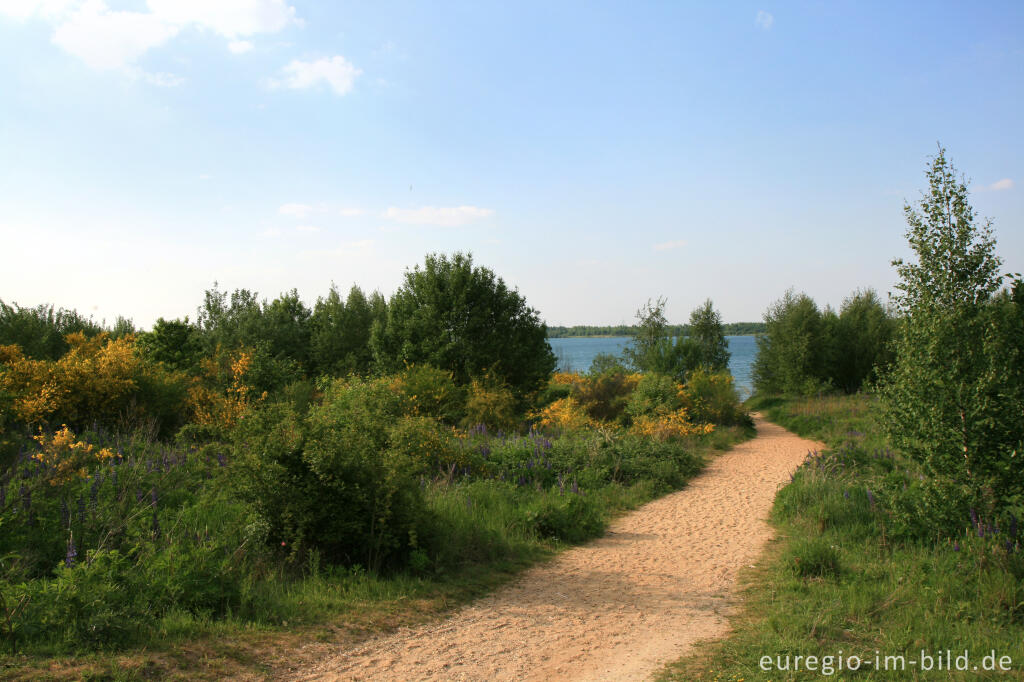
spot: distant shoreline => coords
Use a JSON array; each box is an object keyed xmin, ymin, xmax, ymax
[{"xmin": 547, "ymin": 323, "xmax": 765, "ymax": 339}]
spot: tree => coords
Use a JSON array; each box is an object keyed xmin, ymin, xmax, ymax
[
  {"xmin": 752, "ymin": 289, "xmax": 825, "ymax": 395},
  {"xmin": 371, "ymin": 253, "xmax": 555, "ymax": 396},
  {"xmin": 688, "ymin": 299, "xmax": 730, "ymax": 371},
  {"xmin": 879, "ymin": 147, "xmax": 1023, "ymax": 507},
  {"xmin": 622, "ymin": 297, "xmax": 698, "ymax": 381},
  {"xmin": 310, "ymin": 284, "xmax": 378, "ymax": 376},
  {"xmin": 830, "ymin": 289, "xmax": 894, "ymax": 393}
]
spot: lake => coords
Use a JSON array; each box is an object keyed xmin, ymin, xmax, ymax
[{"xmin": 547, "ymin": 335, "xmax": 758, "ymax": 398}]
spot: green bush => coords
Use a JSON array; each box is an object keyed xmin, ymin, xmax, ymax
[{"xmin": 625, "ymin": 373, "xmax": 680, "ymax": 421}]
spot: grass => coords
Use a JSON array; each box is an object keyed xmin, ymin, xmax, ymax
[
  {"xmin": 0, "ymin": 424, "xmax": 754, "ymax": 680},
  {"xmin": 659, "ymin": 393, "xmax": 1024, "ymax": 681}
]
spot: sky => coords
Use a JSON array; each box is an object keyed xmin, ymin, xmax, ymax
[{"xmin": 1, "ymin": 1, "xmax": 1022, "ymax": 328}]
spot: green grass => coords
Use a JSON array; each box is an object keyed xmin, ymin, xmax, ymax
[
  {"xmin": 0, "ymin": 424, "xmax": 754, "ymax": 680},
  {"xmin": 660, "ymin": 394, "xmax": 1024, "ymax": 681}
]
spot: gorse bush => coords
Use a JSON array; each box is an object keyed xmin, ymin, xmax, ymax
[{"xmin": 0, "ymin": 334, "xmax": 188, "ymax": 437}]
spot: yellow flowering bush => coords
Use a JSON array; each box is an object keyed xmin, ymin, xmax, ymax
[
  {"xmin": 0, "ymin": 333, "xmax": 187, "ymax": 433},
  {"xmin": 187, "ymin": 348, "xmax": 266, "ymax": 432},
  {"xmin": 32, "ymin": 424, "xmax": 119, "ymax": 485},
  {"xmin": 630, "ymin": 408, "xmax": 715, "ymax": 441},
  {"xmin": 533, "ymin": 396, "xmax": 597, "ymax": 431},
  {"xmin": 462, "ymin": 375, "xmax": 518, "ymax": 430}
]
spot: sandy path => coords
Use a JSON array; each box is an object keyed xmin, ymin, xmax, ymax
[{"xmin": 291, "ymin": 414, "xmax": 821, "ymax": 682}]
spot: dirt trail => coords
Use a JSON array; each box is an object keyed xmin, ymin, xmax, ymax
[{"xmin": 290, "ymin": 414, "xmax": 822, "ymax": 682}]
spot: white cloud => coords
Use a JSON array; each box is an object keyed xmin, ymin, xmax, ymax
[
  {"xmin": 146, "ymin": 0, "xmax": 299, "ymax": 37},
  {"xmin": 987, "ymin": 178, "xmax": 1013, "ymax": 191},
  {"xmin": 9, "ymin": 0, "xmax": 297, "ymax": 77},
  {"xmin": 0, "ymin": 0, "xmax": 78, "ymax": 21},
  {"xmin": 653, "ymin": 239, "xmax": 688, "ymax": 251},
  {"xmin": 271, "ymin": 56, "xmax": 361, "ymax": 95},
  {"xmin": 278, "ymin": 202, "xmax": 314, "ymax": 218},
  {"xmin": 383, "ymin": 205, "xmax": 494, "ymax": 227},
  {"xmin": 51, "ymin": 1, "xmax": 179, "ymax": 71},
  {"xmin": 228, "ymin": 40, "xmax": 254, "ymax": 54},
  {"xmin": 296, "ymin": 225, "xmax": 321, "ymax": 233},
  {"xmin": 756, "ymin": 10, "xmax": 773, "ymax": 30},
  {"xmin": 261, "ymin": 227, "xmax": 282, "ymax": 238},
  {"xmin": 339, "ymin": 207, "xmax": 364, "ymax": 217}
]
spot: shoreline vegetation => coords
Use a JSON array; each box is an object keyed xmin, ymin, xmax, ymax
[{"xmin": 546, "ymin": 322, "xmax": 765, "ymax": 338}]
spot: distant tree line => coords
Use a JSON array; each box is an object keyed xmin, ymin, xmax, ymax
[
  {"xmin": 546, "ymin": 321, "xmax": 765, "ymax": 338},
  {"xmin": 1, "ymin": 253, "xmax": 555, "ymax": 400}
]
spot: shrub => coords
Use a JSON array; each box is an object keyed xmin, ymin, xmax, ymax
[
  {"xmin": 391, "ymin": 364, "xmax": 465, "ymax": 424},
  {"xmin": 463, "ymin": 376, "xmax": 519, "ymax": 431},
  {"xmin": 680, "ymin": 369, "xmax": 748, "ymax": 426},
  {"xmin": 625, "ymin": 373, "xmax": 681, "ymax": 421},
  {"xmin": 787, "ymin": 537, "xmax": 841, "ymax": 578}
]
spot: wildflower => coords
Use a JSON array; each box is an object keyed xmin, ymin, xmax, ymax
[
  {"xmin": 953, "ymin": 541, "xmax": 960, "ymax": 552},
  {"xmin": 60, "ymin": 499, "xmax": 70, "ymax": 528},
  {"xmin": 865, "ymin": 488, "xmax": 875, "ymax": 508},
  {"xmin": 65, "ymin": 531, "xmax": 77, "ymax": 568}
]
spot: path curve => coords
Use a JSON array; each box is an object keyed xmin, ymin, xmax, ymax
[{"xmin": 291, "ymin": 414, "xmax": 822, "ymax": 682}]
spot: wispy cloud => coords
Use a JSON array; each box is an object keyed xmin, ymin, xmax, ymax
[
  {"xmin": 278, "ymin": 202, "xmax": 314, "ymax": 218},
  {"xmin": 270, "ymin": 56, "xmax": 361, "ymax": 95},
  {"xmin": 986, "ymin": 178, "xmax": 1013, "ymax": 191},
  {"xmin": 654, "ymin": 239, "xmax": 688, "ymax": 251},
  {"xmin": 382, "ymin": 205, "xmax": 494, "ymax": 227},
  {"xmin": 296, "ymin": 225, "xmax": 321, "ymax": 233},
  {"xmin": 756, "ymin": 10, "xmax": 774, "ymax": 30},
  {"xmin": 339, "ymin": 207, "xmax": 365, "ymax": 217},
  {"xmin": 51, "ymin": 2, "xmax": 179, "ymax": 71}
]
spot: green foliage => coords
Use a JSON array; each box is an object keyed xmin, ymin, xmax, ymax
[
  {"xmin": 463, "ymin": 376, "xmax": 519, "ymax": 431},
  {"xmin": 309, "ymin": 284, "xmax": 379, "ymax": 377},
  {"xmin": 682, "ymin": 369, "xmax": 748, "ymax": 426},
  {"xmin": 786, "ymin": 537, "xmax": 841, "ymax": 578},
  {"xmin": 829, "ymin": 289, "xmax": 895, "ymax": 393},
  {"xmin": 625, "ymin": 373, "xmax": 679, "ymax": 420},
  {"xmin": 0, "ymin": 300, "xmax": 104, "ymax": 361},
  {"xmin": 393, "ymin": 364, "xmax": 466, "ymax": 425},
  {"xmin": 879, "ymin": 147, "xmax": 1024, "ymax": 509},
  {"xmin": 137, "ymin": 317, "xmax": 203, "ymax": 371},
  {"xmin": 233, "ymin": 380, "xmax": 432, "ymax": 571},
  {"xmin": 688, "ymin": 299, "xmax": 730, "ymax": 371},
  {"xmin": 752, "ymin": 289, "xmax": 827, "ymax": 395},
  {"xmin": 371, "ymin": 252, "xmax": 555, "ymax": 396}
]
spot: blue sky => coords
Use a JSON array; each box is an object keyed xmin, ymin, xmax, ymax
[{"xmin": 1, "ymin": 1, "xmax": 1021, "ymax": 328}]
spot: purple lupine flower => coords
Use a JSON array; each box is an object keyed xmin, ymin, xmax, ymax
[
  {"xmin": 970, "ymin": 508, "xmax": 979, "ymax": 530},
  {"xmin": 478, "ymin": 445, "xmax": 491, "ymax": 458},
  {"xmin": 65, "ymin": 532, "xmax": 77, "ymax": 568},
  {"xmin": 151, "ymin": 487, "xmax": 158, "ymax": 508},
  {"xmin": 146, "ymin": 459, "xmax": 153, "ymax": 474},
  {"xmin": 571, "ymin": 479, "xmax": 579, "ymax": 495},
  {"xmin": 843, "ymin": 490, "xmax": 850, "ymax": 499},
  {"xmin": 60, "ymin": 499, "xmax": 70, "ymax": 528},
  {"xmin": 953, "ymin": 542, "xmax": 960, "ymax": 552},
  {"xmin": 865, "ymin": 489, "xmax": 875, "ymax": 508},
  {"xmin": 217, "ymin": 452, "xmax": 226, "ymax": 467}
]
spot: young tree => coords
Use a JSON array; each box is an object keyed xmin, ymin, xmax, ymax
[
  {"xmin": 622, "ymin": 297, "xmax": 699, "ymax": 381},
  {"xmin": 879, "ymin": 147, "xmax": 1023, "ymax": 506},
  {"xmin": 688, "ymin": 299, "xmax": 730, "ymax": 371},
  {"xmin": 371, "ymin": 253, "xmax": 555, "ymax": 396}
]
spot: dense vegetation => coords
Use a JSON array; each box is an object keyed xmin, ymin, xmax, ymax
[
  {"xmin": 546, "ymin": 321, "xmax": 765, "ymax": 338},
  {"xmin": 0, "ymin": 253, "xmax": 749, "ymax": 665}
]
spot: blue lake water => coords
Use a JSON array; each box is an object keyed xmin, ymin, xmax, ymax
[{"xmin": 547, "ymin": 335, "xmax": 758, "ymax": 398}]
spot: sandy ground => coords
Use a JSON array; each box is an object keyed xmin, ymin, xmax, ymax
[{"xmin": 290, "ymin": 414, "xmax": 822, "ymax": 682}]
